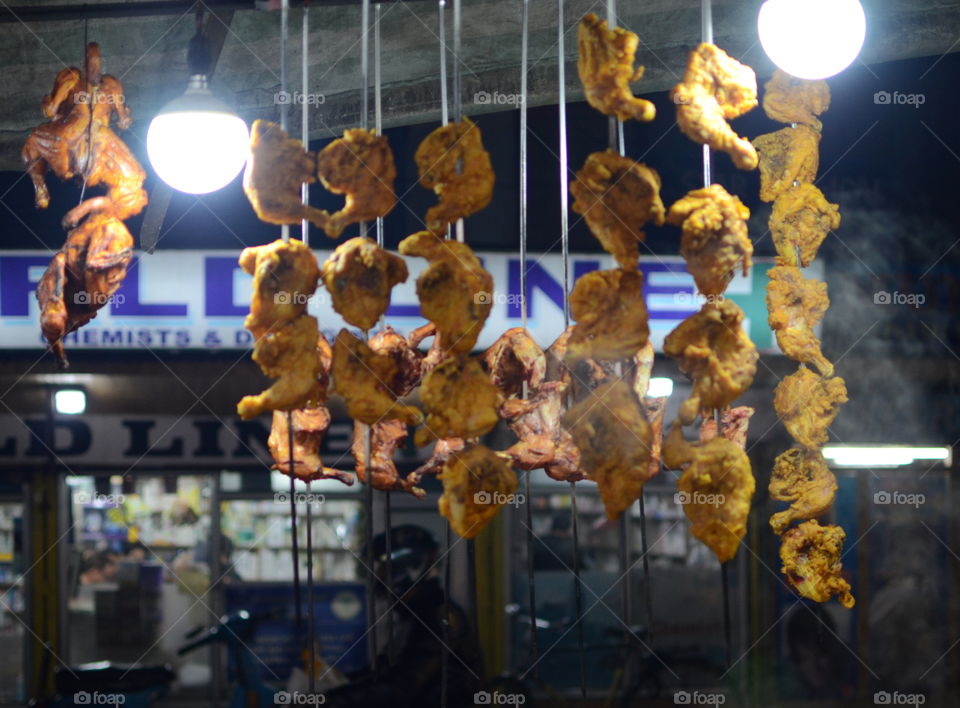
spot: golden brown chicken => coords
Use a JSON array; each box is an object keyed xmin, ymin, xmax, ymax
[
  {"xmin": 667, "ymin": 185, "xmax": 753, "ymax": 297},
  {"xmin": 545, "ymin": 326, "xmax": 616, "ymax": 392},
  {"xmin": 643, "ymin": 396, "xmax": 669, "ymax": 479},
  {"xmin": 368, "ymin": 326, "xmax": 426, "ymax": 397},
  {"xmin": 577, "ymin": 13, "xmax": 656, "ymax": 123},
  {"xmin": 570, "ymin": 151, "xmax": 665, "ymax": 269},
  {"xmin": 399, "ymin": 231, "xmax": 494, "ymax": 354},
  {"xmin": 766, "ymin": 265, "xmax": 833, "ymax": 376},
  {"xmin": 241, "ymin": 316, "xmax": 322, "ymax": 419},
  {"xmin": 409, "ymin": 437, "xmax": 467, "ymax": 480},
  {"xmin": 753, "ymin": 125, "xmax": 821, "ymax": 203},
  {"xmin": 415, "ymin": 354, "xmax": 500, "ymax": 446},
  {"xmin": 671, "ymin": 43, "xmax": 759, "ymax": 170},
  {"xmin": 769, "ymin": 448, "xmax": 837, "ymax": 536},
  {"xmin": 773, "ymin": 366, "xmax": 847, "ymax": 451},
  {"xmin": 352, "ymin": 419, "xmax": 425, "ymax": 497},
  {"xmin": 315, "ymin": 128, "xmax": 398, "ymax": 238},
  {"xmin": 320, "ymin": 237, "xmax": 408, "ymax": 331},
  {"xmin": 415, "ymin": 118, "xmax": 495, "ymax": 235},
  {"xmin": 763, "ymin": 70, "xmax": 831, "ymax": 131},
  {"xmin": 779, "ymin": 520, "xmax": 854, "ymax": 608},
  {"xmin": 632, "ymin": 341, "xmax": 655, "ymax": 402},
  {"xmin": 438, "ymin": 443, "xmax": 518, "ymax": 539},
  {"xmin": 699, "ymin": 406, "xmax": 755, "ymax": 450},
  {"xmin": 483, "ymin": 328, "xmax": 546, "ymax": 399},
  {"xmin": 238, "ymin": 238, "xmax": 319, "ymax": 338},
  {"xmin": 565, "ymin": 268, "xmax": 649, "ymax": 362},
  {"xmin": 663, "ymin": 301, "xmax": 758, "ymax": 425},
  {"xmin": 663, "ymin": 423, "xmax": 755, "ymax": 563},
  {"xmin": 770, "ymin": 183, "xmax": 841, "ymax": 268},
  {"xmin": 561, "ymin": 380, "xmax": 653, "ymax": 520}
]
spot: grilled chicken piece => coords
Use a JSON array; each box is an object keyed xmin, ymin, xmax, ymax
[
  {"xmin": 753, "ymin": 125, "xmax": 821, "ymax": 203},
  {"xmin": 415, "ymin": 354, "xmax": 500, "ymax": 447},
  {"xmin": 769, "ymin": 448, "xmax": 837, "ymax": 536},
  {"xmin": 780, "ymin": 520, "xmax": 855, "ymax": 608},
  {"xmin": 564, "ymin": 268, "xmax": 649, "ymax": 363},
  {"xmin": 699, "ymin": 406, "xmax": 755, "ymax": 450},
  {"xmin": 762, "ymin": 70, "xmax": 831, "ymax": 131},
  {"xmin": 545, "ymin": 326, "xmax": 616, "ymax": 391},
  {"xmin": 770, "ymin": 183, "xmax": 841, "ymax": 268},
  {"xmin": 320, "ymin": 237, "xmax": 408, "ymax": 331},
  {"xmin": 766, "ymin": 265, "xmax": 833, "ymax": 376},
  {"xmin": 773, "ymin": 366, "xmax": 847, "ymax": 451},
  {"xmin": 438, "ymin": 444, "xmax": 518, "ymax": 539},
  {"xmin": 483, "ymin": 328, "xmax": 547, "ymax": 400}
]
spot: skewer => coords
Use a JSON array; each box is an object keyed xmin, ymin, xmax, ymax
[
  {"xmin": 287, "ymin": 412, "xmax": 302, "ymax": 633},
  {"xmin": 280, "ymin": 0, "xmax": 290, "ymax": 243},
  {"xmin": 306, "ymin": 482, "xmax": 317, "ymax": 694},
  {"xmin": 452, "ymin": 0, "xmax": 465, "ymax": 244}
]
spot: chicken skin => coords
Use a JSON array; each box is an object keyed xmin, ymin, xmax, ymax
[
  {"xmin": 664, "ymin": 301, "xmax": 758, "ymax": 425},
  {"xmin": 769, "ymin": 448, "xmax": 837, "ymax": 536},
  {"xmin": 753, "ymin": 125, "xmax": 821, "ymax": 203},
  {"xmin": 483, "ymin": 328, "xmax": 547, "ymax": 400},
  {"xmin": 766, "ymin": 265, "xmax": 833, "ymax": 376},
  {"xmin": 577, "ymin": 13, "xmax": 656, "ymax": 123},
  {"xmin": 565, "ymin": 268, "xmax": 649, "ymax": 362},
  {"xmin": 667, "ymin": 185, "xmax": 753, "ymax": 297},
  {"xmin": 763, "ymin": 70, "xmax": 831, "ymax": 131},
  {"xmin": 415, "ymin": 354, "xmax": 500, "ymax": 446},
  {"xmin": 770, "ymin": 183, "xmax": 841, "ymax": 268},
  {"xmin": 438, "ymin": 444, "xmax": 518, "ymax": 540},
  {"xmin": 414, "ymin": 118, "xmax": 494, "ymax": 235},
  {"xmin": 773, "ymin": 366, "xmax": 848, "ymax": 451},
  {"xmin": 570, "ymin": 150, "xmax": 665, "ymax": 269},
  {"xmin": 780, "ymin": 520, "xmax": 855, "ymax": 608},
  {"xmin": 561, "ymin": 380, "xmax": 653, "ymax": 520},
  {"xmin": 399, "ymin": 231, "xmax": 494, "ymax": 353},
  {"xmin": 671, "ymin": 43, "xmax": 759, "ymax": 170},
  {"xmin": 320, "ymin": 237, "xmax": 408, "ymax": 331}
]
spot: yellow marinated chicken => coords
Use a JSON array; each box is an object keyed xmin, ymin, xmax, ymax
[
  {"xmin": 753, "ymin": 125, "xmax": 821, "ymax": 203},
  {"xmin": 766, "ymin": 265, "xmax": 833, "ymax": 376},
  {"xmin": 773, "ymin": 366, "xmax": 848, "ymax": 450},
  {"xmin": 483, "ymin": 327, "xmax": 546, "ymax": 399},
  {"xmin": 663, "ymin": 423, "xmax": 755, "ymax": 563},
  {"xmin": 561, "ymin": 380, "xmax": 653, "ymax": 520},
  {"xmin": 570, "ymin": 150, "xmax": 665, "ymax": 269},
  {"xmin": 671, "ymin": 43, "xmax": 759, "ymax": 170},
  {"xmin": 320, "ymin": 236, "xmax": 408, "ymax": 331},
  {"xmin": 399, "ymin": 231, "xmax": 494, "ymax": 354},
  {"xmin": 415, "ymin": 354, "xmax": 500, "ymax": 446},
  {"xmin": 769, "ymin": 448, "xmax": 838, "ymax": 536},
  {"xmin": 565, "ymin": 268, "xmax": 649, "ymax": 362},
  {"xmin": 238, "ymin": 238, "xmax": 319, "ymax": 338},
  {"xmin": 663, "ymin": 301, "xmax": 758, "ymax": 425},
  {"xmin": 771, "ymin": 183, "xmax": 841, "ymax": 267},
  {"xmin": 763, "ymin": 70, "xmax": 831, "ymax": 131},
  {"xmin": 780, "ymin": 520, "xmax": 855, "ymax": 608},
  {"xmin": 577, "ymin": 13, "xmax": 656, "ymax": 122},
  {"xmin": 667, "ymin": 185, "xmax": 753, "ymax": 297},
  {"xmin": 438, "ymin": 443, "xmax": 518, "ymax": 539}
]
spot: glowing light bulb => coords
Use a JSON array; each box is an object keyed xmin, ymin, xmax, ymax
[{"xmin": 758, "ymin": 0, "xmax": 866, "ymax": 80}]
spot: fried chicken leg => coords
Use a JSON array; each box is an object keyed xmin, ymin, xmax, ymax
[
  {"xmin": 773, "ymin": 366, "xmax": 848, "ymax": 451},
  {"xmin": 766, "ymin": 265, "xmax": 833, "ymax": 376},
  {"xmin": 320, "ymin": 237, "xmax": 408, "ymax": 331},
  {"xmin": 769, "ymin": 448, "xmax": 838, "ymax": 536},
  {"xmin": 780, "ymin": 520, "xmax": 855, "ymax": 608}
]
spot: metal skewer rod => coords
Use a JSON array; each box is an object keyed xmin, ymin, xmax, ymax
[
  {"xmin": 280, "ymin": 0, "xmax": 290, "ymax": 242},
  {"xmin": 306, "ymin": 482, "xmax": 317, "ymax": 694},
  {"xmin": 452, "ymin": 0, "xmax": 464, "ymax": 243},
  {"xmin": 287, "ymin": 413, "xmax": 302, "ymax": 633}
]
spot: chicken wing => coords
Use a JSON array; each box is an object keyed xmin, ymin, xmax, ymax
[
  {"xmin": 779, "ymin": 520, "xmax": 854, "ymax": 608},
  {"xmin": 766, "ymin": 265, "xmax": 833, "ymax": 376},
  {"xmin": 667, "ymin": 185, "xmax": 752, "ymax": 297},
  {"xmin": 415, "ymin": 118, "xmax": 494, "ymax": 235},
  {"xmin": 565, "ymin": 268, "xmax": 649, "ymax": 362},
  {"xmin": 314, "ymin": 128, "xmax": 397, "ymax": 238},
  {"xmin": 438, "ymin": 444, "xmax": 518, "ymax": 539},
  {"xmin": 663, "ymin": 301, "xmax": 758, "ymax": 425},
  {"xmin": 577, "ymin": 13, "xmax": 656, "ymax": 123},
  {"xmin": 320, "ymin": 236, "xmax": 408, "ymax": 331},
  {"xmin": 769, "ymin": 448, "xmax": 838, "ymax": 536},
  {"xmin": 415, "ymin": 354, "xmax": 500, "ymax": 447},
  {"xmin": 770, "ymin": 183, "xmax": 841, "ymax": 268},
  {"xmin": 671, "ymin": 43, "xmax": 759, "ymax": 170},
  {"xmin": 773, "ymin": 366, "xmax": 847, "ymax": 451},
  {"xmin": 483, "ymin": 328, "xmax": 546, "ymax": 399},
  {"xmin": 763, "ymin": 70, "xmax": 831, "ymax": 131},
  {"xmin": 663, "ymin": 423, "xmax": 755, "ymax": 563},
  {"xmin": 399, "ymin": 231, "xmax": 494, "ymax": 353},
  {"xmin": 753, "ymin": 125, "xmax": 820, "ymax": 203},
  {"xmin": 561, "ymin": 380, "xmax": 653, "ymax": 520},
  {"xmin": 699, "ymin": 406, "xmax": 755, "ymax": 450},
  {"xmin": 570, "ymin": 150, "xmax": 665, "ymax": 269}
]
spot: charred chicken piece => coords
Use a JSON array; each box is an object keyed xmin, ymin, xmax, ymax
[
  {"xmin": 671, "ymin": 43, "xmax": 759, "ymax": 170},
  {"xmin": 577, "ymin": 13, "xmax": 656, "ymax": 123},
  {"xmin": 763, "ymin": 70, "xmax": 831, "ymax": 131},
  {"xmin": 780, "ymin": 520, "xmax": 854, "ymax": 608},
  {"xmin": 399, "ymin": 231, "xmax": 494, "ymax": 354},
  {"xmin": 570, "ymin": 150, "xmax": 665, "ymax": 269},
  {"xmin": 663, "ymin": 301, "xmax": 758, "ymax": 425},
  {"xmin": 409, "ymin": 437, "xmax": 467, "ymax": 480},
  {"xmin": 769, "ymin": 448, "xmax": 838, "ymax": 536},
  {"xmin": 415, "ymin": 118, "xmax": 494, "ymax": 235},
  {"xmin": 773, "ymin": 366, "xmax": 847, "ymax": 451},
  {"xmin": 483, "ymin": 328, "xmax": 546, "ymax": 399},
  {"xmin": 320, "ymin": 237, "xmax": 408, "ymax": 331},
  {"xmin": 667, "ymin": 184, "xmax": 753, "ymax": 297},
  {"xmin": 643, "ymin": 396, "xmax": 669, "ymax": 479},
  {"xmin": 545, "ymin": 326, "xmax": 616, "ymax": 391},
  {"xmin": 352, "ymin": 419, "xmax": 425, "ymax": 497},
  {"xmin": 561, "ymin": 380, "xmax": 653, "ymax": 520},
  {"xmin": 415, "ymin": 354, "xmax": 500, "ymax": 447},
  {"xmin": 438, "ymin": 444, "xmax": 518, "ymax": 540},
  {"xmin": 565, "ymin": 268, "xmax": 649, "ymax": 363},
  {"xmin": 770, "ymin": 183, "xmax": 841, "ymax": 268},
  {"xmin": 699, "ymin": 406, "xmax": 755, "ymax": 450},
  {"xmin": 314, "ymin": 128, "xmax": 398, "ymax": 238},
  {"xmin": 663, "ymin": 423, "xmax": 755, "ymax": 564},
  {"xmin": 369, "ymin": 326, "xmax": 426, "ymax": 397},
  {"xmin": 766, "ymin": 265, "xmax": 833, "ymax": 376},
  {"xmin": 753, "ymin": 125, "xmax": 821, "ymax": 203}
]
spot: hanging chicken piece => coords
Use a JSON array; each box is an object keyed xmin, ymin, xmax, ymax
[
  {"xmin": 570, "ymin": 150, "xmax": 665, "ymax": 269},
  {"xmin": 667, "ymin": 185, "xmax": 753, "ymax": 297},
  {"xmin": 774, "ymin": 366, "xmax": 848, "ymax": 451},
  {"xmin": 663, "ymin": 423, "xmax": 755, "ymax": 563},
  {"xmin": 368, "ymin": 326, "xmax": 426, "ymax": 397},
  {"xmin": 314, "ymin": 128, "xmax": 398, "ymax": 238},
  {"xmin": 414, "ymin": 118, "xmax": 495, "ymax": 235},
  {"xmin": 577, "ymin": 13, "xmax": 656, "ymax": 123},
  {"xmin": 671, "ymin": 43, "xmax": 759, "ymax": 170},
  {"xmin": 769, "ymin": 448, "xmax": 838, "ymax": 536},
  {"xmin": 663, "ymin": 301, "xmax": 758, "ymax": 425},
  {"xmin": 565, "ymin": 268, "xmax": 649, "ymax": 363},
  {"xmin": 766, "ymin": 265, "xmax": 833, "ymax": 376},
  {"xmin": 643, "ymin": 396, "xmax": 669, "ymax": 479},
  {"xmin": 399, "ymin": 231, "xmax": 494, "ymax": 353},
  {"xmin": 632, "ymin": 341, "xmax": 656, "ymax": 401},
  {"xmin": 483, "ymin": 328, "xmax": 546, "ymax": 400},
  {"xmin": 779, "ymin": 520, "xmax": 855, "ymax": 608},
  {"xmin": 438, "ymin": 444, "xmax": 518, "ymax": 539},
  {"xmin": 545, "ymin": 326, "xmax": 615, "ymax": 391},
  {"xmin": 753, "ymin": 125, "xmax": 821, "ymax": 203},
  {"xmin": 770, "ymin": 183, "xmax": 841, "ymax": 268},
  {"xmin": 415, "ymin": 354, "xmax": 500, "ymax": 447},
  {"xmin": 763, "ymin": 70, "xmax": 831, "ymax": 131},
  {"xmin": 320, "ymin": 237, "xmax": 408, "ymax": 331},
  {"xmin": 409, "ymin": 437, "xmax": 467, "ymax": 480},
  {"xmin": 699, "ymin": 406, "xmax": 755, "ymax": 450},
  {"xmin": 241, "ymin": 317, "xmax": 323, "ymax": 419},
  {"xmin": 562, "ymin": 380, "xmax": 653, "ymax": 520}
]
